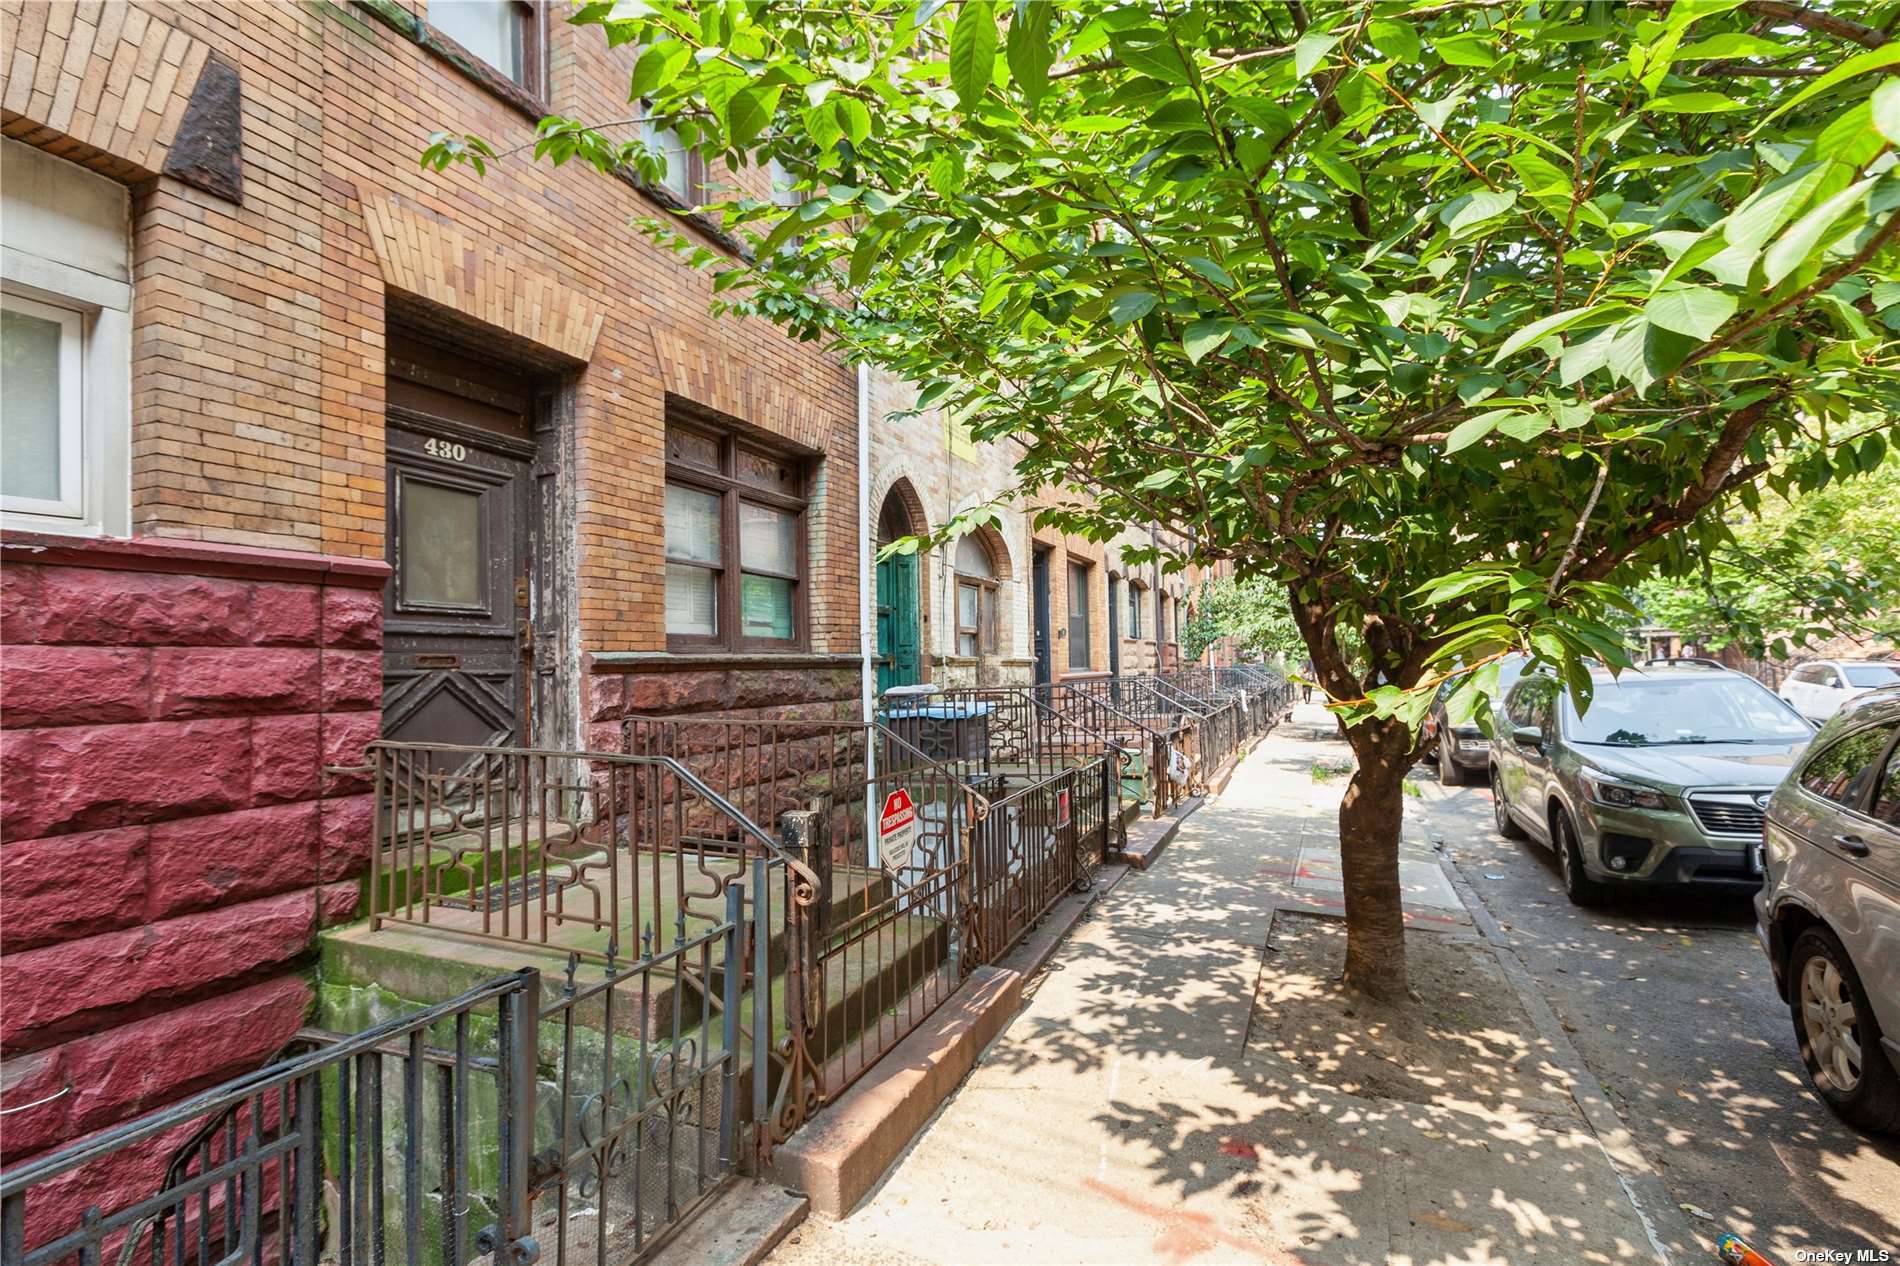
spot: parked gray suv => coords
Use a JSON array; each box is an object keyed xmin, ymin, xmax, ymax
[
  {"xmin": 1490, "ymin": 663, "xmax": 1814, "ymax": 904},
  {"xmin": 1756, "ymin": 686, "xmax": 1900, "ymax": 1133}
]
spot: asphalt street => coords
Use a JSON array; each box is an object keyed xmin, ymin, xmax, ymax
[{"xmin": 1413, "ymin": 772, "xmax": 1900, "ymax": 1263}]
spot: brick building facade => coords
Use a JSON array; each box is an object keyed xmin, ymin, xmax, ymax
[
  {"xmin": 0, "ymin": 0, "xmax": 863, "ymax": 1166},
  {"xmin": 867, "ymin": 371, "xmax": 1214, "ymax": 693},
  {"xmin": 0, "ymin": 0, "xmax": 1236, "ymax": 1179}
]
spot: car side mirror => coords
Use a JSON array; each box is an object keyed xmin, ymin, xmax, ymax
[{"xmin": 1511, "ymin": 724, "xmax": 1544, "ymax": 749}]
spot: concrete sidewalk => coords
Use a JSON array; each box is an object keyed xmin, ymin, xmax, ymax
[{"xmin": 769, "ymin": 709, "xmax": 1674, "ymax": 1266}]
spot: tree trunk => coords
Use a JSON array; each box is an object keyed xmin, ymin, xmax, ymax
[{"xmin": 1338, "ymin": 719, "xmax": 1412, "ymax": 1000}]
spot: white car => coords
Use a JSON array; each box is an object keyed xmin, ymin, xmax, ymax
[{"xmin": 1781, "ymin": 660, "xmax": 1900, "ymax": 723}]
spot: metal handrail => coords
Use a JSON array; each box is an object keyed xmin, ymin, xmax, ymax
[
  {"xmin": 0, "ymin": 971, "xmax": 531, "ymax": 1195},
  {"xmin": 364, "ymin": 738, "xmax": 823, "ymax": 893}
]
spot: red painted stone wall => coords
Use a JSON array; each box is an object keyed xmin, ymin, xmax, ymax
[{"xmin": 0, "ymin": 533, "xmax": 387, "ymax": 1164}]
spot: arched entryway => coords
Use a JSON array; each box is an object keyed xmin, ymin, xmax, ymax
[{"xmin": 875, "ymin": 485, "xmax": 925, "ymax": 692}]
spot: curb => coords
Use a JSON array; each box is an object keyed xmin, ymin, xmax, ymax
[{"xmin": 1438, "ymin": 854, "xmax": 1701, "ymax": 1265}]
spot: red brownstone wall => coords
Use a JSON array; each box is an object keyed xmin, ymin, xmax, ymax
[{"xmin": 0, "ymin": 534, "xmax": 385, "ymax": 1164}]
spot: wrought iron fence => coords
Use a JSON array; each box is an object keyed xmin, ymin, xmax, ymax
[
  {"xmin": 0, "ymin": 973, "xmax": 540, "ymax": 1266},
  {"xmin": 967, "ymin": 757, "xmax": 1114, "ymax": 962}
]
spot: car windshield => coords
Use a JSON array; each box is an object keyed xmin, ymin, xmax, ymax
[
  {"xmin": 1563, "ymin": 675, "xmax": 1811, "ymax": 745},
  {"xmin": 1842, "ymin": 664, "xmax": 1900, "ymax": 688}
]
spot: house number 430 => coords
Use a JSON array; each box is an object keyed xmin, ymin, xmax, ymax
[{"xmin": 424, "ymin": 438, "xmax": 468, "ymax": 462}]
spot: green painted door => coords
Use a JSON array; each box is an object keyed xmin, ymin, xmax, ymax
[{"xmin": 876, "ymin": 551, "xmax": 921, "ymax": 693}]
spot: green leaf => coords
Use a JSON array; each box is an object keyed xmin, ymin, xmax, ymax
[
  {"xmin": 1309, "ymin": 150, "xmax": 1362, "ymax": 195},
  {"xmin": 1761, "ymin": 43, "xmax": 1900, "ymax": 125},
  {"xmin": 849, "ymin": 231, "xmax": 882, "ymax": 287},
  {"xmin": 1492, "ymin": 305, "xmax": 1603, "ymax": 364},
  {"xmin": 725, "ymin": 84, "xmax": 783, "ymax": 147},
  {"xmin": 834, "ymin": 95, "xmax": 872, "ymax": 146},
  {"xmin": 1109, "ymin": 290, "xmax": 1158, "ymax": 325},
  {"xmin": 1509, "ymin": 152, "xmax": 1572, "ymax": 198},
  {"xmin": 1006, "ymin": 0, "xmax": 1055, "ymax": 105},
  {"xmin": 1497, "ymin": 411, "xmax": 1552, "ymax": 441},
  {"xmin": 1447, "ymin": 190, "xmax": 1518, "ymax": 237},
  {"xmin": 629, "ymin": 40, "xmax": 691, "ymax": 100},
  {"xmin": 1607, "ymin": 319, "xmax": 1655, "ymax": 395},
  {"xmin": 1435, "ymin": 34, "xmax": 1496, "ymax": 68},
  {"xmin": 1876, "ymin": 79, "xmax": 1900, "ymax": 147},
  {"xmin": 1368, "ymin": 19, "xmax": 1420, "ymax": 62},
  {"xmin": 1645, "ymin": 92, "xmax": 1745, "ymax": 114},
  {"xmin": 1762, "ymin": 177, "xmax": 1875, "ymax": 287},
  {"xmin": 804, "ymin": 102, "xmax": 843, "ymax": 154},
  {"xmin": 1644, "ymin": 286, "xmax": 1738, "ymax": 341},
  {"xmin": 949, "ymin": 0, "xmax": 998, "ymax": 111},
  {"xmin": 1445, "ymin": 409, "xmax": 1516, "ymax": 453},
  {"xmin": 1063, "ymin": 115, "xmax": 1133, "ymax": 134},
  {"xmin": 1184, "ymin": 256, "xmax": 1234, "ymax": 288},
  {"xmin": 1295, "ymin": 28, "xmax": 1340, "ymax": 79},
  {"xmin": 1675, "ymin": 32, "xmax": 1785, "ymax": 60},
  {"xmin": 1183, "ymin": 319, "xmax": 1231, "ymax": 364}
]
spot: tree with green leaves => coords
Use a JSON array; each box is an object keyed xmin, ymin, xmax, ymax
[
  {"xmin": 1635, "ymin": 449, "xmax": 1900, "ymax": 656},
  {"xmin": 433, "ymin": 0, "xmax": 1900, "ymax": 999},
  {"xmin": 1181, "ymin": 575, "xmax": 1307, "ymax": 664}
]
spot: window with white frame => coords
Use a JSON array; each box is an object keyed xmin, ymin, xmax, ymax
[{"xmin": 1, "ymin": 138, "xmax": 131, "ymax": 537}]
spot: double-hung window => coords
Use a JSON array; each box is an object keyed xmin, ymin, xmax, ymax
[
  {"xmin": 1, "ymin": 138, "xmax": 131, "ymax": 537},
  {"xmin": 428, "ymin": 1, "xmax": 544, "ymax": 96},
  {"xmin": 1126, "ymin": 580, "xmax": 1144, "ymax": 638},
  {"xmin": 1067, "ymin": 560, "xmax": 1091, "ymax": 670},
  {"xmin": 955, "ymin": 534, "xmax": 998, "ymax": 657},
  {"xmin": 664, "ymin": 423, "xmax": 808, "ymax": 651}
]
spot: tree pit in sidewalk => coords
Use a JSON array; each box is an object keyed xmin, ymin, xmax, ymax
[{"xmin": 1246, "ymin": 911, "xmax": 1577, "ymax": 1121}]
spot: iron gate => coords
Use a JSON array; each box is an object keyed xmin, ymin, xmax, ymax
[{"xmin": 1, "ymin": 900, "xmax": 760, "ymax": 1266}]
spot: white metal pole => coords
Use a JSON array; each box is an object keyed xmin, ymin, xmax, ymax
[{"xmin": 858, "ymin": 360, "xmax": 879, "ymax": 867}]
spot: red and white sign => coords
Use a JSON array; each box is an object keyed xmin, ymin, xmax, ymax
[
  {"xmin": 879, "ymin": 787, "xmax": 918, "ymax": 871},
  {"xmin": 1055, "ymin": 788, "xmax": 1072, "ymax": 830}
]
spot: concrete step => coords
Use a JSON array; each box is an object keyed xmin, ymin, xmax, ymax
[{"xmin": 646, "ymin": 1181, "xmax": 809, "ymax": 1266}]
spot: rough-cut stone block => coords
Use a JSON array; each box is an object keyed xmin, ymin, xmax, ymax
[
  {"xmin": 320, "ymin": 711, "xmax": 381, "ymax": 794},
  {"xmin": 152, "ymin": 648, "xmax": 322, "ymax": 719},
  {"xmin": 1, "ymin": 563, "xmax": 43, "ymax": 644},
  {"xmin": 251, "ymin": 714, "xmax": 322, "ymax": 804},
  {"xmin": 0, "ymin": 728, "xmax": 40, "ymax": 840},
  {"xmin": 19, "ymin": 719, "xmax": 252, "ymax": 836},
  {"xmin": 0, "ymin": 1048, "xmax": 69, "ymax": 1161},
  {"xmin": 63, "ymin": 975, "xmax": 312, "ymax": 1135},
  {"xmin": 0, "ymin": 890, "xmax": 315, "ymax": 1052},
  {"xmin": 0, "ymin": 825, "xmax": 149, "ymax": 952},
  {"xmin": 318, "ymin": 880, "xmax": 361, "ymax": 926},
  {"xmin": 321, "ymin": 649, "xmax": 382, "ymax": 710},
  {"xmin": 9, "ymin": 1128, "xmax": 180, "ymax": 1249},
  {"xmin": 587, "ymin": 671, "xmax": 626, "ymax": 721},
  {"xmin": 35, "ymin": 570, "xmax": 253, "ymax": 647},
  {"xmin": 317, "ymin": 794, "xmax": 375, "ymax": 881},
  {"xmin": 146, "ymin": 803, "xmax": 321, "ymax": 919},
  {"xmin": 625, "ymin": 670, "xmax": 731, "ymax": 714},
  {"xmin": 0, "ymin": 646, "xmax": 152, "ymax": 728},
  {"xmin": 250, "ymin": 583, "xmax": 321, "ymax": 645},
  {"xmin": 322, "ymin": 586, "xmax": 382, "ymax": 649}
]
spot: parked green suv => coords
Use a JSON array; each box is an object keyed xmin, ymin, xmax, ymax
[{"xmin": 1490, "ymin": 663, "xmax": 1816, "ymax": 904}]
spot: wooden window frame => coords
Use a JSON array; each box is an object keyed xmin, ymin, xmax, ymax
[
  {"xmin": 664, "ymin": 424, "xmax": 810, "ymax": 654},
  {"xmin": 425, "ymin": 0, "xmax": 547, "ymax": 100},
  {"xmin": 0, "ymin": 289, "xmax": 86, "ymax": 521},
  {"xmin": 1125, "ymin": 580, "xmax": 1145, "ymax": 639},
  {"xmin": 1066, "ymin": 560, "xmax": 1091, "ymax": 671},
  {"xmin": 956, "ymin": 578, "xmax": 998, "ymax": 657}
]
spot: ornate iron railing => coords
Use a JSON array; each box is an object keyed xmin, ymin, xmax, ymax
[{"xmin": 0, "ymin": 973, "xmax": 542, "ymax": 1266}]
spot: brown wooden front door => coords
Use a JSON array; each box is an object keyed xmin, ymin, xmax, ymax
[{"xmin": 382, "ymin": 340, "xmax": 539, "ymax": 749}]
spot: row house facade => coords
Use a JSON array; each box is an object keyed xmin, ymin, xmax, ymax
[
  {"xmin": 0, "ymin": 0, "xmax": 866, "ymax": 1168},
  {"xmin": 867, "ymin": 374, "xmax": 1217, "ymax": 695},
  {"xmin": 0, "ymin": 0, "xmax": 1238, "ymax": 1189}
]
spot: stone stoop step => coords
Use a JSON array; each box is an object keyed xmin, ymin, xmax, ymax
[
  {"xmin": 767, "ymin": 964, "xmax": 1024, "ymax": 1219},
  {"xmin": 646, "ymin": 1181, "xmax": 809, "ymax": 1266}
]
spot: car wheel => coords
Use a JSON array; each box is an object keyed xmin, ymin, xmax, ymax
[
  {"xmin": 1553, "ymin": 808, "xmax": 1607, "ymax": 906},
  {"xmin": 1491, "ymin": 766, "xmax": 1526, "ymax": 839},
  {"xmin": 1790, "ymin": 927, "xmax": 1900, "ymax": 1134},
  {"xmin": 1439, "ymin": 734, "xmax": 1466, "ymax": 786}
]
